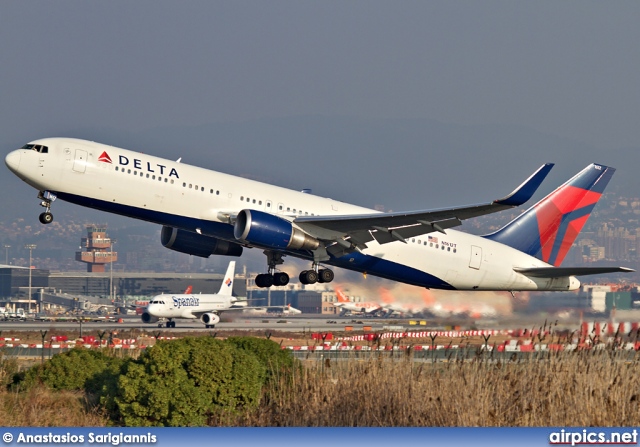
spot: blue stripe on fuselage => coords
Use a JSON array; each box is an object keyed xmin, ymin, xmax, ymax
[{"xmin": 55, "ymin": 191, "xmax": 455, "ymax": 290}]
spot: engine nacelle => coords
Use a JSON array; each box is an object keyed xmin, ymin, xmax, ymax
[
  {"xmin": 161, "ymin": 226, "xmax": 243, "ymax": 258},
  {"xmin": 141, "ymin": 312, "xmax": 159, "ymax": 324},
  {"xmin": 200, "ymin": 313, "xmax": 220, "ymax": 326},
  {"xmin": 233, "ymin": 209, "xmax": 319, "ymax": 251}
]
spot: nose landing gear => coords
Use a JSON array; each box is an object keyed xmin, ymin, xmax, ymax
[{"xmin": 37, "ymin": 191, "xmax": 56, "ymax": 224}]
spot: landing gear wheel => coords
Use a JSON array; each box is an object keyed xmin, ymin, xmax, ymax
[
  {"xmin": 299, "ymin": 270, "xmax": 318, "ymax": 285},
  {"xmin": 318, "ymin": 268, "xmax": 334, "ymax": 283},
  {"xmin": 39, "ymin": 212, "xmax": 53, "ymax": 224},
  {"xmin": 273, "ymin": 272, "xmax": 290, "ymax": 286},
  {"xmin": 255, "ymin": 273, "xmax": 274, "ymax": 288}
]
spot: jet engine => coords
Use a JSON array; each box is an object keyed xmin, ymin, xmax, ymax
[
  {"xmin": 161, "ymin": 226, "xmax": 243, "ymax": 258},
  {"xmin": 200, "ymin": 313, "xmax": 220, "ymax": 326},
  {"xmin": 141, "ymin": 312, "xmax": 159, "ymax": 324},
  {"xmin": 233, "ymin": 209, "xmax": 319, "ymax": 251}
]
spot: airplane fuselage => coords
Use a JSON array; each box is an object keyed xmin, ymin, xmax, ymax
[
  {"xmin": 146, "ymin": 294, "xmax": 236, "ymax": 320},
  {"xmin": 5, "ymin": 138, "xmax": 578, "ymax": 291}
]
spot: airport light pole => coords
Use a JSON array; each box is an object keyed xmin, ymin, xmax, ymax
[
  {"xmin": 3, "ymin": 244, "xmax": 10, "ymax": 265},
  {"xmin": 24, "ymin": 244, "xmax": 37, "ymax": 313},
  {"xmin": 109, "ymin": 239, "xmax": 116, "ymax": 303}
]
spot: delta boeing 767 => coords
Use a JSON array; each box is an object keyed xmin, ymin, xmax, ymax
[{"xmin": 5, "ymin": 138, "xmax": 632, "ymax": 291}]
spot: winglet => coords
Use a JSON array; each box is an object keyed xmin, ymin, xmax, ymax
[{"xmin": 494, "ymin": 163, "xmax": 554, "ymax": 207}]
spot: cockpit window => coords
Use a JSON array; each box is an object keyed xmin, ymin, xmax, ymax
[{"xmin": 21, "ymin": 144, "xmax": 48, "ymax": 153}]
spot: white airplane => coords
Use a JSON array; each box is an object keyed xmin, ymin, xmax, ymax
[
  {"xmin": 333, "ymin": 289, "xmax": 384, "ymax": 317},
  {"xmin": 141, "ymin": 261, "xmax": 243, "ymax": 328},
  {"xmin": 5, "ymin": 138, "xmax": 633, "ymax": 293}
]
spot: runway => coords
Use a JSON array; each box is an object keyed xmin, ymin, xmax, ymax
[{"xmin": 0, "ymin": 315, "xmax": 410, "ymax": 334}]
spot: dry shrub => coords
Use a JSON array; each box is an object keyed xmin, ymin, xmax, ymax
[
  {"xmin": 235, "ymin": 349, "xmax": 640, "ymax": 427},
  {"xmin": 0, "ymin": 386, "xmax": 106, "ymax": 427}
]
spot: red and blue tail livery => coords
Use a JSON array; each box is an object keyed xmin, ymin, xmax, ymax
[{"xmin": 485, "ymin": 163, "xmax": 613, "ymax": 266}]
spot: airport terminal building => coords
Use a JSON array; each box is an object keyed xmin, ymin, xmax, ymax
[{"xmin": 0, "ymin": 266, "xmax": 247, "ymax": 310}]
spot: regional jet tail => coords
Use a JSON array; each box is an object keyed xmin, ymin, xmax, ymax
[
  {"xmin": 6, "ymin": 139, "xmax": 633, "ymax": 294},
  {"xmin": 141, "ymin": 261, "xmax": 242, "ymax": 328}
]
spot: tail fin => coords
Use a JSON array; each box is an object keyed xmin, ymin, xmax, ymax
[
  {"xmin": 217, "ymin": 261, "xmax": 236, "ymax": 296},
  {"xmin": 336, "ymin": 289, "xmax": 350, "ymax": 303},
  {"xmin": 183, "ymin": 285, "xmax": 193, "ymax": 294},
  {"xmin": 484, "ymin": 163, "xmax": 614, "ymax": 266}
]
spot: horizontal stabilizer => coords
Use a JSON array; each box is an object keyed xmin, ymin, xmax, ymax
[{"xmin": 514, "ymin": 266, "xmax": 634, "ymax": 278}]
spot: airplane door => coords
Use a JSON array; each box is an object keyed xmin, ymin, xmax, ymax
[
  {"xmin": 72, "ymin": 149, "xmax": 88, "ymax": 173},
  {"xmin": 469, "ymin": 245, "xmax": 482, "ymax": 270}
]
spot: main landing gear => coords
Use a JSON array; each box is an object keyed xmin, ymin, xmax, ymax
[
  {"xmin": 254, "ymin": 250, "xmax": 335, "ymax": 288},
  {"xmin": 162, "ymin": 319, "xmax": 176, "ymax": 328},
  {"xmin": 37, "ymin": 190, "xmax": 56, "ymax": 224}
]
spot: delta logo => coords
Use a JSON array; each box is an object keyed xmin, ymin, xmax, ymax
[
  {"xmin": 98, "ymin": 151, "xmax": 112, "ymax": 164},
  {"xmin": 225, "ymin": 278, "xmax": 232, "ymax": 288}
]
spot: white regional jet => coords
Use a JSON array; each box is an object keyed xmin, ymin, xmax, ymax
[
  {"xmin": 141, "ymin": 261, "xmax": 242, "ymax": 328},
  {"xmin": 5, "ymin": 138, "xmax": 633, "ymax": 293}
]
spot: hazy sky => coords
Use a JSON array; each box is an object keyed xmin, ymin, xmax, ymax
[{"xmin": 2, "ymin": 1, "xmax": 640, "ymax": 150}]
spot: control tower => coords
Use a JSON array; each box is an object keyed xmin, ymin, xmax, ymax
[{"xmin": 75, "ymin": 225, "xmax": 117, "ymax": 272}]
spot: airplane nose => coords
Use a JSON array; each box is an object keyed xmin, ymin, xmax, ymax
[{"xmin": 5, "ymin": 150, "xmax": 21, "ymax": 173}]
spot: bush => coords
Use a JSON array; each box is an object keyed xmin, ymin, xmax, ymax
[
  {"xmin": 13, "ymin": 348, "xmax": 124, "ymax": 394},
  {"xmin": 105, "ymin": 337, "xmax": 266, "ymax": 426},
  {"xmin": 0, "ymin": 352, "xmax": 19, "ymax": 389},
  {"xmin": 225, "ymin": 336, "xmax": 299, "ymax": 382}
]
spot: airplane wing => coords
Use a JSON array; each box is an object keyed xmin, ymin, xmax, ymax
[
  {"xmin": 294, "ymin": 163, "xmax": 554, "ymax": 256},
  {"xmin": 514, "ymin": 266, "xmax": 635, "ymax": 278}
]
